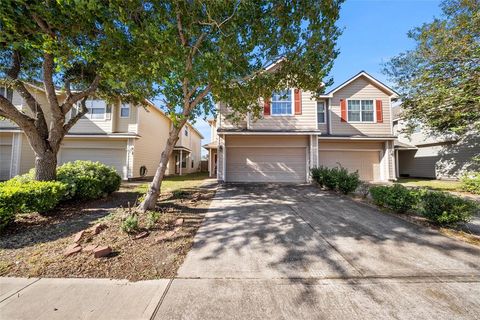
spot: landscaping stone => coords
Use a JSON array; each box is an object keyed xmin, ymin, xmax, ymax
[
  {"xmin": 173, "ymin": 226, "xmax": 182, "ymax": 233},
  {"xmin": 91, "ymin": 223, "xmax": 107, "ymax": 235},
  {"xmin": 82, "ymin": 244, "xmax": 98, "ymax": 252},
  {"xmin": 154, "ymin": 231, "xmax": 176, "ymax": 243},
  {"xmin": 73, "ymin": 230, "xmax": 85, "ymax": 243},
  {"xmin": 64, "ymin": 244, "xmax": 82, "ymax": 256},
  {"xmin": 134, "ymin": 231, "xmax": 149, "ymax": 240},
  {"xmin": 93, "ymin": 246, "xmax": 112, "ymax": 258},
  {"xmin": 174, "ymin": 218, "xmax": 184, "ymax": 226}
]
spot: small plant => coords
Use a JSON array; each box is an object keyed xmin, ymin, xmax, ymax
[
  {"xmin": 419, "ymin": 191, "xmax": 478, "ymax": 226},
  {"xmin": 461, "ymin": 171, "xmax": 480, "ymax": 195},
  {"xmin": 172, "ymin": 189, "xmax": 188, "ymax": 198},
  {"xmin": 146, "ymin": 211, "xmax": 161, "ymax": 229},
  {"xmin": 121, "ymin": 214, "xmax": 139, "ymax": 234},
  {"xmin": 357, "ymin": 182, "xmax": 370, "ymax": 199},
  {"xmin": 311, "ymin": 166, "xmax": 360, "ymax": 194},
  {"xmin": 336, "ymin": 167, "xmax": 360, "ymax": 194},
  {"xmin": 369, "ymin": 184, "xmax": 417, "ymax": 213}
]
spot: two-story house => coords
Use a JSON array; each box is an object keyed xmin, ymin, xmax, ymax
[
  {"xmin": 393, "ymin": 106, "xmax": 479, "ymax": 179},
  {"xmin": 205, "ymin": 71, "xmax": 398, "ymax": 183},
  {"xmin": 0, "ymin": 83, "xmax": 203, "ymax": 180}
]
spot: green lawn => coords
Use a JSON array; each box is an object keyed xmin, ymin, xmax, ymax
[
  {"xmin": 396, "ymin": 178, "xmax": 462, "ymax": 191},
  {"xmin": 135, "ymin": 172, "xmax": 209, "ymax": 194}
]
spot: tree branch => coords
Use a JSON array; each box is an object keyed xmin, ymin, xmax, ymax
[
  {"xmin": 43, "ymin": 53, "xmax": 61, "ymax": 114},
  {"xmin": 61, "ymin": 74, "xmax": 101, "ymax": 114},
  {"xmin": 0, "ymin": 96, "xmax": 37, "ymax": 131},
  {"xmin": 3, "ymin": 50, "xmax": 48, "ymax": 136},
  {"xmin": 176, "ymin": 6, "xmax": 187, "ymax": 47},
  {"xmin": 63, "ymin": 97, "xmax": 88, "ymax": 133},
  {"xmin": 186, "ymin": 84, "xmax": 212, "ymax": 115},
  {"xmin": 31, "ymin": 13, "xmax": 55, "ymax": 38}
]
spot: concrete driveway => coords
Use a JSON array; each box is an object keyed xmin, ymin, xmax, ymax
[{"xmin": 156, "ymin": 184, "xmax": 480, "ymax": 319}]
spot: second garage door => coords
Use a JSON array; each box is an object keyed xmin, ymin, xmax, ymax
[
  {"xmin": 226, "ymin": 147, "xmax": 307, "ymax": 183},
  {"xmin": 59, "ymin": 148, "xmax": 127, "ymax": 179},
  {"xmin": 319, "ymin": 150, "xmax": 380, "ymax": 181}
]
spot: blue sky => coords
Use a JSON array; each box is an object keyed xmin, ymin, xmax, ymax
[{"xmin": 194, "ymin": 0, "xmax": 443, "ymax": 154}]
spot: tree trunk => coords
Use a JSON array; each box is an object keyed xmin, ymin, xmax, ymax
[
  {"xmin": 138, "ymin": 125, "xmax": 183, "ymax": 212},
  {"xmin": 35, "ymin": 149, "xmax": 58, "ymax": 181}
]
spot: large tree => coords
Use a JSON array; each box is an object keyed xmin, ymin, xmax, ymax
[
  {"xmin": 131, "ymin": 0, "xmax": 343, "ymax": 211},
  {"xmin": 384, "ymin": 0, "xmax": 480, "ymax": 135},
  {"xmin": 0, "ymin": 1, "xmax": 154, "ymax": 180}
]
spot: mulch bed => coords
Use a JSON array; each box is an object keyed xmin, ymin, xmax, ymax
[{"xmin": 0, "ymin": 183, "xmax": 216, "ymax": 281}]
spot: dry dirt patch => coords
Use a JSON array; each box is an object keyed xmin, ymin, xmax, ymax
[{"xmin": 0, "ymin": 182, "xmax": 216, "ymax": 281}]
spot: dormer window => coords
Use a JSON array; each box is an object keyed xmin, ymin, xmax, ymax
[
  {"xmin": 0, "ymin": 86, "xmax": 13, "ymax": 103},
  {"xmin": 271, "ymin": 89, "xmax": 293, "ymax": 116},
  {"xmin": 184, "ymin": 126, "xmax": 189, "ymax": 136}
]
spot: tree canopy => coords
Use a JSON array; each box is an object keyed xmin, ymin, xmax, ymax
[
  {"xmin": 383, "ymin": 0, "xmax": 480, "ymax": 135},
  {"xmin": 0, "ymin": 0, "xmax": 156, "ymax": 180}
]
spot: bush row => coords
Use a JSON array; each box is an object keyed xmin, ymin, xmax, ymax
[
  {"xmin": 369, "ymin": 184, "xmax": 478, "ymax": 226},
  {"xmin": 0, "ymin": 161, "xmax": 121, "ymax": 230},
  {"xmin": 311, "ymin": 166, "xmax": 361, "ymax": 194}
]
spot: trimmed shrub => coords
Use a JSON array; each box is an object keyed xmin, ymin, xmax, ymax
[
  {"xmin": 419, "ymin": 191, "xmax": 478, "ymax": 226},
  {"xmin": 461, "ymin": 171, "xmax": 480, "ymax": 195},
  {"xmin": 311, "ymin": 166, "xmax": 361, "ymax": 194},
  {"xmin": 57, "ymin": 161, "xmax": 121, "ymax": 200},
  {"xmin": 336, "ymin": 167, "xmax": 360, "ymax": 194},
  {"xmin": 369, "ymin": 184, "xmax": 417, "ymax": 213},
  {"xmin": 0, "ymin": 180, "xmax": 66, "ymax": 230}
]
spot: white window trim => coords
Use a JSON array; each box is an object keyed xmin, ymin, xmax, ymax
[
  {"xmin": 271, "ymin": 88, "xmax": 295, "ymax": 117},
  {"xmin": 346, "ymin": 98, "xmax": 376, "ymax": 123},
  {"xmin": 120, "ymin": 104, "xmax": 130, "ymax": 118},
  {"xmin": 84, "ymin": 100, "xmax": 107, "ymax": 121},
  {"xmin": 317, "ymin": 101, "xmax": 326, "ymax": 125}
]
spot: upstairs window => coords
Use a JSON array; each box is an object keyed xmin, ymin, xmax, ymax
[
  {"xmin": 271, "ymin": 90, "xmax": 293, "ymax": 116},
  {"xmin": 0, "ymin": 86, "xmax": 13, "ymax": 103},
  {"xmin": 317, "ymin": 101, "xmax": 325, "ymax": 124},
  {"xmin": 120, "ymin": 103, "xmax": 130, "ymax": 118},
  {"xmin": 185, "ymin": 126, "xmax": 189, "ymax": 136},
  {"xmin": 347, "ymin": 99, "xmax": 374, "ymax": 123},
  {"xmin": 85, "ymin": 100, "xmax": 106, "ymax": 120}
]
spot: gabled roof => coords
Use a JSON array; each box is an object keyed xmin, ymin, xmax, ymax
[{"xmin": 321, "ymin": 71, "xmax": 399, "ymax": 98}]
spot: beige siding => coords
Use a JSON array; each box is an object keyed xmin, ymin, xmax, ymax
[
  {"xmin": 249, "ymin": 90, "xmax": 318, "ymax": 130},
  {"xmin": 318, "ymin": 141, "xmax": 384, "ymax": 150},
  {"xmin": 227, "ymin": 135, "xmax": 308, "ymax": 147},
  {"xmin": 19, "ymin": 134, "xmax": 35, "ymax": 174},
  {"xmin": 218, "ymin": 102, "xmax": 247, "ymax": 130},
  {"xmin": 117, "ymin": 104, "xmax": 138, "ymax": 133},
  {"xmin": 330, "ymin": 76, "xmax": 392, "ymax": 136},
  {"xmin": 132, "ymin": 106, "xmax": 171, "ymax": 178}
]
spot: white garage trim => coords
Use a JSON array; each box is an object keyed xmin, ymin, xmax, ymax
[{"xmin": 320, "ymin": 148, "xmax": 382, "ymax": 152}]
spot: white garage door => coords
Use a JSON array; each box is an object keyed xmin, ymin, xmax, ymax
[
  {"xmin": 226, "ymin": 147, "xmax": 307, "ymax": 183},
  {"xmin": 60, "ymin": 148, "xmax": 127, "ymax": 179},
  {"xmin": 319, "ymin": 151, "xmax": 380, "ymax": 181},
  {"xmin": 0, "ymin": 145, "xmax": 12, "ymax": 180}
]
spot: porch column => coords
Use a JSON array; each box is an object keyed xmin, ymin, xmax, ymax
[
  {"xmin": 208, "ymin": 150, "xmax": 212, "ymax": 177},
  {"xmin": 179, "ymin": 149, "xmax": 183, "ymax": 175}
]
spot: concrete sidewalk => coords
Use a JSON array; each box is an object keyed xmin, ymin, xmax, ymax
[
  {"xmin": 2, "ymin": 184, "xmax": 480, "ymax": 319},
  {"xmin": 0, "ymin": 277, "xmax": 169, "ymax": 320}
]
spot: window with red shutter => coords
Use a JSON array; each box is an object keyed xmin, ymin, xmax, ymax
[
  {"xmin": 340, "ymin": 99, "xmax": 347, "ymax": 122},
  {"xmin": 294, "ymin": 89, "xmax": 302, "ymax": 115},
  {"xmin": 376, "ymin": 100, "xmax": 383, "ymax": 123}
]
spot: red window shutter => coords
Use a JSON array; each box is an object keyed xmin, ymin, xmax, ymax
[
  {"xmin": 376, "ymin": 100, "xmax": 383, "ymax": 123},
  {"xmin": 340, "ymin": 99, "xmax": 347, "ymax": 122},
  {"xmin": 264, "ymin": 98, "xmax": 271, "ymax": 116},
  {"xmin": 294, "ymin": 89, "xmax": 302, "ymax": 115}
]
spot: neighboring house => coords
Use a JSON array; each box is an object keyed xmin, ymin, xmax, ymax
[
  {"xmin": 0, "ymin": 83, "xmax": 203, "ymax": 180},
  {"xmin": 392, "ymin": 106, "xmax": 479, "ymax": 180},
  {"xmin": 204, "ymin": 70, "xmax": 398, "ymax": 183}
]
